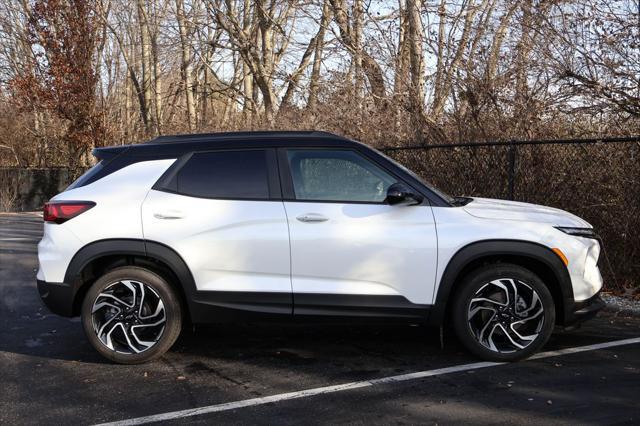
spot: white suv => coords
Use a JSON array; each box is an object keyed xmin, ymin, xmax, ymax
[{"xmin": 37, "ymin": 131, "xmax": 604, "ymax": 364}]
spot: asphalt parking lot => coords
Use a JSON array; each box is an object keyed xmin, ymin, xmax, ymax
[{"xmin": 1, "ymin": 212, "xmax": 639, "ymax": 425}]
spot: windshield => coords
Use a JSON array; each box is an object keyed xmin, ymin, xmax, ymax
[{"xmin": 377, "ymin": 150, "xmax": 456, "ymax": 205}]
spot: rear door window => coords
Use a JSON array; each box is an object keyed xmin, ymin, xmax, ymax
[{"xmin": 176, "ymin": 150, "xmax": 270, "ymax": 199}]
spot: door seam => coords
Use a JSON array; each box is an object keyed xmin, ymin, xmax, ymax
[{"xmin": 281, "ymin": 201, "xmax": 294, "ymax": 315}]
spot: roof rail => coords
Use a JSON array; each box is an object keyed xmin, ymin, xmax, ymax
[{"xmin": 146, "ymin": 130, "xmax": 344, "ymax": 144}]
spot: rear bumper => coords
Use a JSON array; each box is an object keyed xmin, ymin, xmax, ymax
[
  {"xmin": 562, "ymin": 292, "xmax": 605, "ymax": 326},
  {"xmin": 37, "ymin": 279, "xmax": 76, "ymax": 317}
]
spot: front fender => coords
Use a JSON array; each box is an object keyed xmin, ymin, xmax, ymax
[{"xmin": 428, "ymin": 240, "xmax": 573, "ymax": 326}]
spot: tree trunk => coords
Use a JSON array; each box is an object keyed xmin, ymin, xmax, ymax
[
  {"xmin": 485, "ymin": 2, "xmax": 518, "ymax": 82},
  {"xmin": 353, "ymin": 0, "xmax": 364, "ymax": 106},
  {"xmin": 242, "ymin": 0, "xmax": 253, "ymax": 121},
  {"xmin": 329, "ymin": 0, "xmax": 387, "ymax": 107},
  {"xmin": 406, "ymin": 0, "xmax": 426, "ymax": 138},
  {"xmin": 176, "ymin": 0, "xmax": 197, "ymax": 131},
  {"xmin": 136, "ymin": 0, "xmax": 153, "ymax": 134},
  {"xmin": 280, "ymin": 30, "xmax": 320, "ymax": 110},
  {"xmin": 431, "ymin": 0, "xmax": 479, "ymax": 119},
  {"xmin": 307, "ymin": 0, "xmax": 330, "ymax": 111},
  {"xmin": 255, "ymin": 0, "xmax": 276, "ymax": 124},
  {"xmin": 152, "ymin": 33, "xmax": 163, "ymax": 134},
  {"xmin": 433, "ymin": 0, "xmax": 446, "ymax": 109}
]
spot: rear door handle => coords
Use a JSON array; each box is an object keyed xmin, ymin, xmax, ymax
[
  {"xmin": 296, "ymin": 213, "xmax": 328, "ymax": 223},
  {"xmin": 153, "ymin": 211, "xmax": 184, "ymax": 220}
]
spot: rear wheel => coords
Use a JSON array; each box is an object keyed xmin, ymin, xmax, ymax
[
  {"xmin": 452, "ymin": 264, "xmax": 555, "ymax": 362},
  {"xmin": 81, "ymin": 266, "xmax": 182, "ymax": 364}
]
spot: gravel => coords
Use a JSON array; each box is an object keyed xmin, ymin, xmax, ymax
[{"xmin": 602, "ymin": 293, "xmax": 640, "ymax": 317}]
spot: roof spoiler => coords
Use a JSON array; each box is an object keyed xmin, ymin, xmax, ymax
[{"xmin": 92, "ymin": 146, "xmax": 129, "ymax": 161}]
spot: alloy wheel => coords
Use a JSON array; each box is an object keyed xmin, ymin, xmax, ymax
[
  {"xmin": 467, "ymin": 278, "xmax": 545, "ymax": 354},
  {"xmin": 91, "ymin": 280, "xmax": 166, "ymax": 354}
]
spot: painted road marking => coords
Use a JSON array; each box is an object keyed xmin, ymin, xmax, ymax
[{"xmin": 95, "ymin": 336, "xmax": 640, "ymax": 426}]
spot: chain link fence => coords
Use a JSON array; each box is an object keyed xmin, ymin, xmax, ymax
[
  {"xmin": 2, "ymin": 136, "xmax": 638, "ymax": 291},
  {"xmin": 381, "ymin": 136, "xmax": 640, "ymax": 292}
]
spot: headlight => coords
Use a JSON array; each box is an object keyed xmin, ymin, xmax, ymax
[{"xmin": 554, "ymin": 226, "xmax": 598, "ymax": 239}]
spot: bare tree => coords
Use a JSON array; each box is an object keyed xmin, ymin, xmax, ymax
[
  {"xmin": 541, "ymin": 0, "xmax": 640, "ymax": 117},
  {"xmin": 11, "ymin": 0, "xmax": 105, "ymax": 171},
  {"xmin": 0, "ymin": 0, "xmax": 636, "ymax": 168},
  {"xmin": 329, "ymin": 0, "xmax": 387, "ymax": 106}
]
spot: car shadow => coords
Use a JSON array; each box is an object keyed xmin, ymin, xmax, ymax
[{"xmin": 1, "ymin": 312, "xmax": 464, "ymax": 366}]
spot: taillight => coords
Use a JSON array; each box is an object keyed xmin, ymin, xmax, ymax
[{"xmin": 43, "ymin": 201, "xmax": 96, "ymax": 224}]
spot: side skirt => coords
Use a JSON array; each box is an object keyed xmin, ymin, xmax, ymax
[
  {"xmin": 190, "ymin": 291, "xmax": 292, "ymax": 322},
  {"xmin": 190, "ymin": 291, "xmax": 431, "ymax": 324}
]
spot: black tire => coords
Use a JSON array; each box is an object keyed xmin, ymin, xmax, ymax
[
  {"xmin": 452, "ymin": 264, "xmax": 555, "ymax": 362},
  {"xmin": 81, "ymin": 266, "xmax": 182, "ymax": 364}
]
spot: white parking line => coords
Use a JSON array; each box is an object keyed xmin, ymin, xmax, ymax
[{"xmin": 95, "ymin": 336, "xmax": 640, "ymax": 426}]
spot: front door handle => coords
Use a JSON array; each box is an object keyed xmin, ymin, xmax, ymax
[
  {"xmin": 296, "ymin": 213, "xmax": 328, "ymax": 223},
  {"xmin": 154, "ymin": 211, "xmax": 184, "ymax": 220}
]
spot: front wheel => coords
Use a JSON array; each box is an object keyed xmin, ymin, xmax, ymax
[
  {"xmin": 81, "ymin": 266, "xmax": 182, "ymax": 364},
  {"xmin": 452, "ymin": 264, "xmax": 555, "ymax": 362}
]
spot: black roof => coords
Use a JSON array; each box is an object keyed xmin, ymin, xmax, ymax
[
  {"xmin": 94, "ymin": 130, "xmax": 361, "ymax": 160},
  {"xmin": 147, "ymin": 130, "xmax": 347, "ymax": 144},
  {"xmin": 87, "ymin": 130, "xmax": 452, "ymax": 207}
]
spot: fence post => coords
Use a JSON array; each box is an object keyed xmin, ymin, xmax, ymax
[{"xmin": 507, "ymin": 142, "xmax": 516, "ymax": 200}]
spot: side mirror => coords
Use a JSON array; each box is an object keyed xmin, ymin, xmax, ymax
[{"xmin": 386, "ymin": 183, "xmax": 423, "ymax": 206}]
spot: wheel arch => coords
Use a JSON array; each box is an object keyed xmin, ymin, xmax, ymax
[
  {"xmin": 429, "ymin": 240, "xmax": 574, "ymax": 326},
  {"xmin": 64, "ymin": 239, "xmax": 197, "ymax": 320}
]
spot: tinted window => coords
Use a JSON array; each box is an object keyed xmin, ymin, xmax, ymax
[
  {"xmin": 287, "ymin": 150, "xmax": 397, "ymax": 202},
  {"xmin": 66, "ymin": 161, "xmax": 105, "ymax": 190},
  {"xmin": 177, "ymin": 150, "xmax": 269, "ymax": 199}
]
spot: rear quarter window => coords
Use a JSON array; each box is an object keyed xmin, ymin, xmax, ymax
[{"xmin": 65, "ymin": 161, "xmax": 105, "ymax": 191}]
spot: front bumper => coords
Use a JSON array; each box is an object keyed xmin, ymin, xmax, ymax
[
  {"xmin": 562, "ymin": 292, "xmax": 605, "ymax": 326},
  {"xmin": 37, "ymin": 279, "xmax": 76, "ymax": 317}
]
